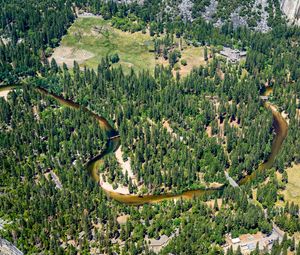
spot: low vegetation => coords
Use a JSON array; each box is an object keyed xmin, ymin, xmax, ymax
[{"xmin": 51, "ymin": 17, "xmax": 208, "ymax": 75}]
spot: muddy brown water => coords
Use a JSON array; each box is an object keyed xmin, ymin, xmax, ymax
[{"xmin": 1, "ymin": 86, "xmax": 288, "ymax": 205}]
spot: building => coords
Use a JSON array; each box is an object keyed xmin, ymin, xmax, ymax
[
  {"xmin": 220, "ymin": 47, "xmax": 247, "ymax": 63},
  {"xmin": 231, "ymin": 237, "xmax": 241, "ymax": 244},
  {"xmin": 260, "ymin": 96, "xmax": 269, "ymax": 101}
]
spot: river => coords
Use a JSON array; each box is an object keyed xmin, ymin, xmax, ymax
[{"xmin": 0, "ymin": 85, "xmax": 288, "ymax": 205}]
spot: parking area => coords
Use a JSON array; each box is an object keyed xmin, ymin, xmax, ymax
[{"xmin": 223, "ymin": 226, "xmax": 284, "ymax": 254}]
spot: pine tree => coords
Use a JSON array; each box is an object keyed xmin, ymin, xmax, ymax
[{"xmin": 204, "ymin": 46, "xmax": 208, "ymax": 61}]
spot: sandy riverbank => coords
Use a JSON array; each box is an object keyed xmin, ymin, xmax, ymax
[
  {"xmin": 115, "ymin": 146, "xmax": 137, "ymax": 184},
  {"xmin": 99, "ymin": 175, "xmax": 130, "ymax": 195}
]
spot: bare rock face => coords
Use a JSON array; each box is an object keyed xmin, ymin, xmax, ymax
[
  {"xmin": 254, "ymin": 0, "xmax": 270, "ymax": 33},
  {"xmin": 179, "ymin": 0, "xmax": 194, "ymax": 22},
  {"xmin": 280, "ymin": 0, "xmax": 300, "ymax": 25}
]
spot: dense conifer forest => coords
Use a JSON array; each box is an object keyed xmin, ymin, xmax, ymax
[{"xmin": 0, "ymin": 0, "xmax": 300, "ymax": 254}]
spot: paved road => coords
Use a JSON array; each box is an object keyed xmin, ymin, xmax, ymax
[
  {"xmin": 49, "ymin": 171, "xmax": 63, "ymax": 190},
  {"xmin": 225, "ymin": 171, "xmax": 239, "ymax": 188}
]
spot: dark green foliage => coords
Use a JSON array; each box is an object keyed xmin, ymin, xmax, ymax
[
  {"xmin": 0, "ymin": 0, "xmax": 75, "ymax": 84},
  {"xmin": 1, "ymin": 0, "xmax": 300, "ymax": 254},
  {"xmin": 110, "ymin": 53, "xmax": 120, "ymax": 64}
]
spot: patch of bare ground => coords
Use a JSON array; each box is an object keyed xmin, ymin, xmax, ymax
[
  {"xmin": 155, "ymin": 56, "xmax": 169, "ymax": 68},
  {"xmin": 206, "ymin": 125, "xmax": 212, "ymax": 137},
  {"xmin": 218, "ymin": 120, "xmax": 225, "ymax": 139},
  {"xmin": 206, "ymin": 198, "xmax": 223, "ymax": 209},
  {"xmin": 296, "ymin": 109, "xmax": 300, "ymax": 120},
  {"xmin": 67, "ymin": 239, "xmax": 76, "ymax": 247},
  {"xmin": 0, "ymin": 90, "xmax": 9, "ymax": 100},
  {"xmin": 154, "ymin": 47, "xmax": 210, "ymax": 77},
  {"xmin": 117, "ymin": 214, "xmax": 130, "ymax": 225},
  {"xmin": 99, "ymin": 174, "xmax": 130, "ymax": 195},
  {"xmin": 294, "ymin": 232, "xmax": 300, "ymax": 245},
  {"xmin": 115, "ymin": 146, "xmax": 137, "ymax": 185},
  {"xmin": 147, "ymin": 117, "xmax": 157, "ymax": 126},
  {"xmin": 207, "ymin": 182, "xmax": 223, "ymax": 189},
  {"xmin": 177, "ymin": 47, "xmax": 211, "ymax": 77},
  {"xmin": 162, "ymin": 120, "xmax": 178, "ymax": 139},
  {"xmin": 92, "ymin": 220, "xmax": 102, "ymax": 230},
  {"xmin": 229, "ymin": 119, "xmax": 240, "ymax": 129},
  {"xmin": 32, "ymin": 106, "xmax": 40, "ymax": 120},
  {"xmin": 49, "ymin": 46, "xmax": 94, "ymax": 68},
  {"xmin": 217, "ymin": 67, "xmax": 225, "ymax": 80}
]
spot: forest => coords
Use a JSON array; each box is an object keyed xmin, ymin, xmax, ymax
[{"xmin": 0, "ymin": 0, "xmax": 300, "ymax": 254}]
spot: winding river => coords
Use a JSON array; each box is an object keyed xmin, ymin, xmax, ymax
[{"xmin": 0, "ymin": 86, "xmax": 288, "ymax": 205}]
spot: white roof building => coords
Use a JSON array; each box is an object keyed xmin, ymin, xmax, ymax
[{"xmin": 231, "ymin": 237, "xmax": 241, "ymax": 244}]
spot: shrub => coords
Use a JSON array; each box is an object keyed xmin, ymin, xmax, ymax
[
  {"xmin": 174, "ymin": 63, "xmax": 181, "ymax": 71},
  {"xmin": 181, "ymin": 59, "xmax": 187, "ymax": 66},
  {"xmin": 110, "ymin": 53, "xmax": 120, "ymax": 63}
]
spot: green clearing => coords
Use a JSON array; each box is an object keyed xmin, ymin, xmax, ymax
[
  {"xmin": 60, "ymin": 17, "xmax": 156, "ymax": 73},
  {"xmin": 55, "ymin": 17, "xmax": 207, "ymax": 75}
]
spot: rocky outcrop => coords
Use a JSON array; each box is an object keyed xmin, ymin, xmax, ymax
[
  {"xmin": 280, "ymin": 0, "xmax": 300, "ymax": 25},
  {"xmin": 114, "ymin": 0, "xmax": 300, "ymax": 27},
  {"xmin": 179, "ymin": 0, "xmax": 194, "ymax": 22},
  {"xmin": 254, "ymin": 0, "xmax": 270, "ymax": 32}
]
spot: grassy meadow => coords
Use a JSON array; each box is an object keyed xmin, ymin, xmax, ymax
[{"xmin": 53, "ymin": 17, "xmax": 206, "ymax": 75}]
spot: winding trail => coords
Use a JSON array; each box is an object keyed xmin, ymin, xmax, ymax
[{"xmin": 0, "ymin": 86, "xmax": 288, "ymax": 205}]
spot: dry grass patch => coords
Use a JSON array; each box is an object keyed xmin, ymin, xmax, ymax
[
  {"xmin": 176, "ymin": 46, "xmax": 207, "ymax": 76},
  {"xmin": 282, "ymin": 164, "xmax": 300, "ymax": 205},
  {"xmin": 206, "ymin": 198, "xmax": 223, "ymax": 209},
  {"xmin": 49, "ymin": 46, "xmax": 94, "ymax": 67}
]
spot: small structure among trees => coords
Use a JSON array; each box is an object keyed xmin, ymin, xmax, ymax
[
  {"xmin": 260, "ymin": 95, "xmax": 269, "ymax": 101},
  {"xmin": 220, "ymin": 47, "xmax": 247, "ymax": 63}
]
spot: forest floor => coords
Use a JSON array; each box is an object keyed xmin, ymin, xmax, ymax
[
  {"xmin": 282, "ymin": 164, "xmax": 300, "ymax": 205},
  {"xmin": 51, "ymin": 17, "xmax": 207, "ymax": 75}
]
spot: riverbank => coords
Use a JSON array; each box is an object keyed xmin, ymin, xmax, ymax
[
  {"xmin": 100, "ymin": 175, "xmax": 130, "ymax": 195},
  {"xmin": 115, "ymin": 146, "xmax": 137, "ymax": 186},
  {"xmin": 1, "ymin": 84, "xmax": 288, "ymax": 205}
]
